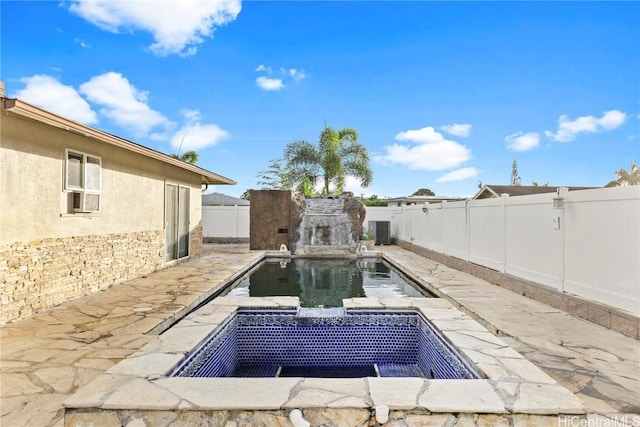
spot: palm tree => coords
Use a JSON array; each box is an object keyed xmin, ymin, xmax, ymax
[
  {"xmin": 283, "ymin": 126, "xmax": 373, "ymax": 195},
  {"xmin": 171, "ymin": 150, "xmax": 199, "ymax": 165},
  {"xmin": 605, "ymin": 162, "xmax": 640, "ymax": 187}
]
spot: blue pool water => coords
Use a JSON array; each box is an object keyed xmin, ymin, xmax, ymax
[{"xmin": 172, "ymin": 308, "xmax": 482, "ymax": 380}]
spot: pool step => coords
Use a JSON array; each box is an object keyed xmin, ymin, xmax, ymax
[
  {"xmin": 377, "ymin": 363, "xmax": 425, "ymax": 378},
  {"xmin": 231, "ymin": 363, "xmax": 425, "ymax": 378}
]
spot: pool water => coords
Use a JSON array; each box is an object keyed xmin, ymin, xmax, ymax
[
  {"xmin": 172, "ymin": 308, "xmax": 482, "ymax": 380},
  {"xmin": 223, "ymin": 258, "xmax": 432, "ymax": 307}
]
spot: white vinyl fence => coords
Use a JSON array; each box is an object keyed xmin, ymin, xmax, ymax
[
  {"xmin": 202, "ymin": 205, "xmax": 250, "ymax": 240},
  {"xmin": 201, "ymin": 187, "xmax": 639, "ymax": 313},
  {"xmin": 384, "ymin": 187, "xmax": 640, "ymax": 314}
]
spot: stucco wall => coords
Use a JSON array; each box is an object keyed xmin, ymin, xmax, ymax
[{"xmin": 1, "ymin": 111, "xmax": 202, "ymax": 243}]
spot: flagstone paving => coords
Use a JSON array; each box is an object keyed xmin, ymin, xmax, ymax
[
  {"xmin": 1, "ymin": 244, "xmax": 638, "ymax": 426},
  {"xmin": 379, "ymin": 245, "xmax": 640, "ymax": 422}
]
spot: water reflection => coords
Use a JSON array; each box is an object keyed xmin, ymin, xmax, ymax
[{"xmin": 225, "ymin": 258, "xmax": 427, "ymax": 307}]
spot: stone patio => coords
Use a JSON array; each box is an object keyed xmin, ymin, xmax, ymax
[
  {"xmin": 1, "ymin": 244, "xmax": 638, "ymax": 426},
  {"xmin": 63, "ymin": 296, "xmax": 584, "ymax": 425}
]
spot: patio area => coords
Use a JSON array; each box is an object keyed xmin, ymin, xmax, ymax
[{"xmin": 1, "ymin": 244, "xmax": 638, "ymax": 426}]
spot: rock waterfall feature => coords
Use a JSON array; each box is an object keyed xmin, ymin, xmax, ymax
[{"xmin": 294, "ymin": 196, "xmax": 366, "ymax": 256}]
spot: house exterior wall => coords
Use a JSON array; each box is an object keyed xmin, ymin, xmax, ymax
[{"xmin": 0, "ymin": 110, "xmax": 204, "ymax": 325}]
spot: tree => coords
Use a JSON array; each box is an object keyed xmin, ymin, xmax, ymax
[
  {"xmin": 255, "ymin": 158, "xmax": 317, "ymax": 196},
  {"xmin": 412, "ymin": 188, "xmax": 435, "ymax": 196},
  {"xmin": 605, "ymin": 162, "xmax": 640, "ymax": 187},
  {"xmin": 256, "ymin": 158, "xmax": 295, "ymax": 191},
  {"xmin": 363, "ymin": 195, "xmax": 387, "ymax": 207},
  {"xmin": 531, "ymin": 181, "xmax": 549, "ymax": 187},
  {"xmin": 283, "ymin": 126, "xmax": 373, "ymax": 195},
  {"xmin": 171, "ymin": 150, "xmax": 198, "ymax": 165},
  {"xmin": 510, "ymin": 160, "xmax": 521, "ymax": 186},
  {"xmin": 240, "ymin": 190, "xmax": 251, "ymax": 200}
]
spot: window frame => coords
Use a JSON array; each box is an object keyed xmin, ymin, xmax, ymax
[
  {"xmin": 64, "ymin": 149, "xmax": 102, "ymax": 193},
  {"xmin": 64, "ymin": 149, "xmax": 102, "ymax": 212}
]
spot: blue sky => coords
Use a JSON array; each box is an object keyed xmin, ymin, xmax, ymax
[{"xmin": 2, "ymin": 1, "xmax": 638, "ymax": 198}]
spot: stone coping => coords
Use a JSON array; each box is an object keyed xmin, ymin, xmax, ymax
[{"xmin": 64, "ymin": 297, "xmax": 584, "ymax": 419}]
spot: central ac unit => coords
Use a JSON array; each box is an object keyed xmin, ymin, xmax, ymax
[
  {"xmin": 368, "ymin": 220, "xmax": 391, "ymax": 245},
  {"xmin": 73, "ymin": 192, "xmax": 100, "ymax": 213}
]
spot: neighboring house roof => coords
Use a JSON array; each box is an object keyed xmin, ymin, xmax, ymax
[
  {"xmin": 202, "ymin": 192, "xmax": 249, "ymax": 206},
  {"xmin": 0, "ymin": 94, "xmax": 235, "ymax": 186},
  {"xmin": 473, "ymin": 185, "xmax": 598, "ymax": 199},
  {"xmin": 386, "ymin": 195, "xmax": 466, "ymax": 205}
]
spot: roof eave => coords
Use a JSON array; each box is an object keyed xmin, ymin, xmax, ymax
[{"xmin": 2, "ymin": 97, "xmax": 236, "ymax": 186}]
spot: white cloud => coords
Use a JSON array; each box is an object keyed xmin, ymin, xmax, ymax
[
  {"xmin": 255, "ymin": 64, "xmax": 305, "ymax": 90},
  {"xmin": 13, "ymin": 75, "xmax": 98, "ymax": 124},
  {"xmin": 545, "ymin": 109, "xmax": 627, "ymax": 142},
  {"xmin": 256, "ymin": 76, "xmax": 284, "ymax": 91},
  {"xmin": 505, "ymin": 132, "xmax": 540, "ymax": 152},
  {"xmin": 170, "ymin": 124, "xmax": 229, "ymax": 151},
  {"xmin": 378, "ymin": 141, "xmax": 470, "ymax": 170},
  {"xmin": 376, "ymin": 126, "xmax": 471, "ymax": 171},
  {"xmin": 169, "ymin": 109, "xmax": 229, "ymax": 151},
  {"xmin": 74, "ymin": 38, "xmax": 91, "ymax": 48},
  {"xmin": 440, "ymin": 123, "xmax": 472, "ymax": 138},
  {"xmin": 181, "ymin": 108, "xmax": 201, "ymax": 123},
  {"xmin": 255, "ymin": 64, "xmax": 272, "ymax": 73},
  {"xmin": 436, "ymin": 167, "xmax": 479, "ymax": 183},
  {"xmin": 79, "ymin": 72, "xmax": 168, "ymax": 135},
  {"xmin": 68, "ymin": 0, "xmax": 241, "ymax": 56},
  {"xmin": 598, "ymin": 110, "xmax": 627, "ymax": 130},
  {"xmin": 395, "ymin": 126, "xmax": 444, "ymax": 144},
  {"xmin": 289, "ymin": 68, "xmax": 306, "ymax": 81},
  {"xmin": 343, "ymin": 176, "xmax": 366, "ymax": 194}
]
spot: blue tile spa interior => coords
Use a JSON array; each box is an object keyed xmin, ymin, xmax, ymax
[{"xmin": 171, "ymin": 307, "xmax": 482, "ymax": 379}]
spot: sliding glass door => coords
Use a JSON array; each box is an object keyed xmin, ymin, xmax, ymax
[{"xmin": 165, "ymin": 184, "xmax": 190, "ymax": 261}]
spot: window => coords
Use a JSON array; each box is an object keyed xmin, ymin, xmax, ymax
[{"xmin": 65, "ymin": 150, "xmax": 101, "ymax": 212}]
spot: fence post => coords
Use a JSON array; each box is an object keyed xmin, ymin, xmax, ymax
[
  {"xmin": 501, "ymin": 193, "xmax": 509, "ymax": 273},
  {"xmin": 422, "ymin": 203, "xmax": 429, "ymax": 249},
  {"xmin": 557, "ymin": 187, "xmax": 568, "ymax": 292},
  {"xmin": 234, "ymin": 205, "xmax": 239, "ymax": 239},
  {"xmin": 465, "ymin": 198, "xmax": 471, "ymax": 261},
  {"xmin": 441, "ymin": 200, "xmax": 447, "ymax": 254}
]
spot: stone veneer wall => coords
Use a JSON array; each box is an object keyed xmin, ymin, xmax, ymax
[
  {"xmin": 249, "ymin": 190, "xmax": 303, "ymax": 251},
  {"xmin": 190, "ymin": 223, "xmax": 203, "ymax": 258},
  {"xmin": 64, "ymin": 408, "xmax": 584, "ymax": 427},
  {"xmin": 0, "ymin": 230, "xmax": 166, "ymax": 326},
  {"xmin": 396, "ymin": 239, "xmax": 640, "ymax": 340}
]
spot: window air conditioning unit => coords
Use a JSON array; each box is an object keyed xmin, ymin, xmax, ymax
[{"xmin": 73, "ymin": 192, "xmax": 100, "ymax": 213}]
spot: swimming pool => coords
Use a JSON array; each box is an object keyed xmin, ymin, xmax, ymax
[
  {"xmin": 222, "ymin": 258, "xmax": 432, "ymax": 307},
  {"xmin": 64, "ymin": 250, "xmax": 585, "ymax": 425}
]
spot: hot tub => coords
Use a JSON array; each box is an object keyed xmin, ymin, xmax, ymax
[
  {"xmin": 172, "ymin": 307, "xmax": 482, "ymax": 379},
  {"xmin": 64, "ymin": 297, "xmax": 585, "ymax": 426}
]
